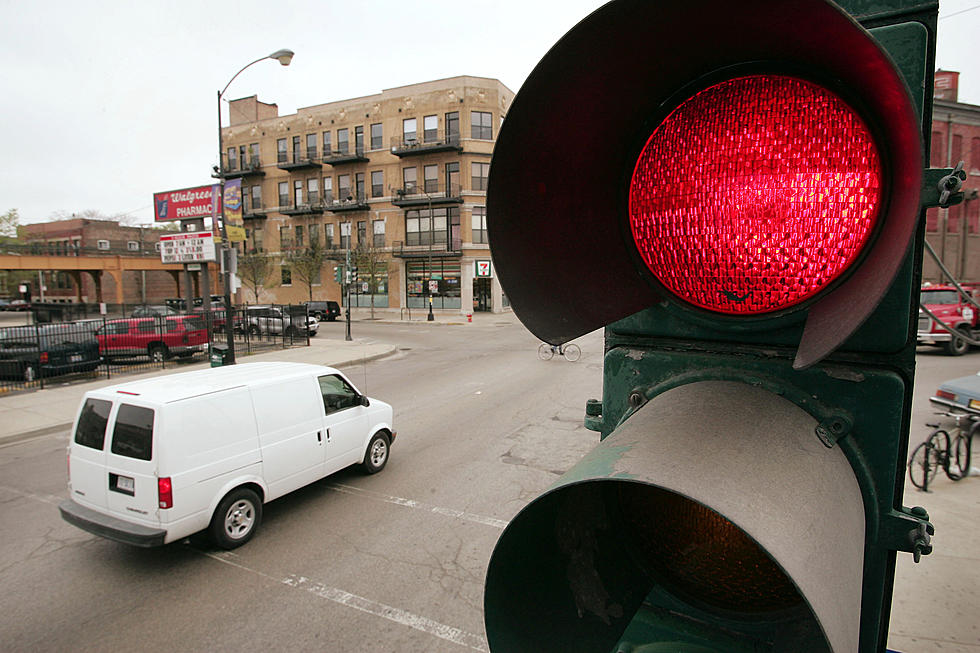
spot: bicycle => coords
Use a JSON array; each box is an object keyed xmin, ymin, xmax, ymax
[
  {"xmin": 537, "ymin": 342, "xmax": 581, "ymax": 362},
  {"xmin": 908, "ymin": 411, "xmax": 975, "ymax": 491}
]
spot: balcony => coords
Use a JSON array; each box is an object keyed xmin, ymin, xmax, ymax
[
  {"xmin": 220, "ymin": 156, "xmax": 264, "ymax": 179},
  {"xmin": 326, "ymin": 192, "xmax": 370, "ymax": 213},
  {"xmin": 391, "ymin": 182, "xmax": 463, "ymax": 208},
  {"xmin": 277, "ymin": 151, "xmax": 322, "ymax": 171},
  {"xmin": 390, "ymin": 130, "xmax": 462, "ymax": 157},
  {"xmin": 243, "ymin": 200, "xmax": 266, "ymax": 219},
  {"xmin": 322, "ymin": 145, "xmax": 369, "ymax": 166},
  {"xmin": 392, "ymin": 238, "xmax": 463, "ymax": 259},
  {"xmin": 280, "ymin": 196, "xmax": 327, "ymax": 216}
]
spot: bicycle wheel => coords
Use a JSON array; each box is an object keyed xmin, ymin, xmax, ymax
[
  {"xmin": 537, "ymin": 343, "xmax": 555, "ymax": 361},
  {"xmin": 908, "ymin": 441, "xmax": 937, "ymax": 490},
  {"xmin": 929, "ymin": 430, "xmax": 957, "ymax": 480},
  {"xmin": 952, "ymin": 431, "xmax": 972, "ymax": 480},
  {"xmin": 562, "ymin": 343, "xmax": 581, "ymax": 362}
]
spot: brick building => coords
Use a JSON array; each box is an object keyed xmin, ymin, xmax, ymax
[
  {"xmin": 19, "ymin": 218, "xmax": 194, "ymax": 304},
  {"xmin": 923, "ymin": 70, "xmax": 980, "ymax": 282},
  {"xmin": 219, "ymin": 76, "xmax": 514, "ymax": 313}
]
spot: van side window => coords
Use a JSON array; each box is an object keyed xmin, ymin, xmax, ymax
[
  {"xmin": 110, "ymin": 404, "xmax": 155, "ymax": 461},
  {"xmin": 318, "ymin": 374, "xmax": 359, "ymax": 415},
  {"xmin": 74, "ymin": 398, "xmax": 112, "ymax": 450}
]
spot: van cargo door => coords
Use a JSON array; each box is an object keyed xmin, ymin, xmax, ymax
[
  {"xmin": 105, "ymin": 403, "xmax": 160, "ymax": 523},
  {"xmin": 68, "ymin": 397, "xmax": 113, "ymax": 510}
]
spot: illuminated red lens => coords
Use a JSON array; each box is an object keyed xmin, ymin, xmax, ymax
[
  {"xmin": 158, "ymin": 477, "xmax": 173, "ymax": 509},
  {"xmin": 629, "ymin": 75, "xmax": 882, "ymax": 314}
]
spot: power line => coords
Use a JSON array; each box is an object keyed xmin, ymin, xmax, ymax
[{"xmin": 939, "ymin": 4, "xmax": 980, "ymax": 20}]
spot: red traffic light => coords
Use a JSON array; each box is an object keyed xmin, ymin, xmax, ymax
[{"xmin": 488, "ymin": 0, "xmax": 923, "ymax": 367}]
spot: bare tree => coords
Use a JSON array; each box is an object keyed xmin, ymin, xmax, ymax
[
  {"xmin": 285, "ymin": 240, "xmax": 327, "ymax": 303},
  {"xmin": 238, "ymin": 250, "xmax": 276, "ymax": 303},
  {"xmin": 353, "ymin": 240, "xmax": 388, "ymax": 320}
]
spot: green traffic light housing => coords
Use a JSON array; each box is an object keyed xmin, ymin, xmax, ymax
[{"xmin": 484, "ymin": 0, "xmax": 936, "ymax": 651}]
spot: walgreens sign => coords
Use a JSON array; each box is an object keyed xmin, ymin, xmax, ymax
[{"xmin": 153, "ymin": 185, "xmax": 221, "ymax": 222}]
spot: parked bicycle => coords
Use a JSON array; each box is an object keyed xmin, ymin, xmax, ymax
[
  {"xmin": 908, "ymin": 411, "xmax": 975, "ymax": 491},
  {"xmin": 537, "ymin": 342, "xmax": 581, "ymax": 362}
]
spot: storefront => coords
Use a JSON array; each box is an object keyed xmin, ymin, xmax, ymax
[
  {"xmin": 406, "ymin": 260, "xmax": 461, "ymax": 309},
  {"xmin": 350, "ymin": 263, "xmax": 389, "ymax": 308}
]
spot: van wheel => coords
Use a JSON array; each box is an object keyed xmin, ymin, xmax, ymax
[
  {"xmin": 209, "ymin": 488, "xmax": 262, "ymax": 549},
  {"xmin": 148, "ymin": 344, "xmax": 169, "ymax": 362},
  {"xmin": 248, "ymin": 324, "xmax": 261, "ymax": 336},
  {"xmin": 361, "ymin": 431, "xmax": 390, "ymax": 474}
]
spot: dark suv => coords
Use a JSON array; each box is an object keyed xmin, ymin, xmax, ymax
[{"xmin": 306, "ymin": 301, "xmax": 341, "ymax": 322}]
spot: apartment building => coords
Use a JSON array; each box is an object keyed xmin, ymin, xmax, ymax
[{"xmin": 219, "ymin": 75, "xmax": 514, "ymax": 313}]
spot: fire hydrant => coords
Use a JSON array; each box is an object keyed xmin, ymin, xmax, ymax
[{"xmin": 467, "ymin": 313, "xmax": 472, "ymax": 322}]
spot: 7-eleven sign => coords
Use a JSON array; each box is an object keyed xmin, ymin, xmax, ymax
[{"xmin": 475, "ymin": 260, "xmax": 492, "ymax": 278}]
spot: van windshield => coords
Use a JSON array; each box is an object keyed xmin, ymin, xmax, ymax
[{"xmin": 111, "ymin": 404, "xmax": 155, "ymax": 461}]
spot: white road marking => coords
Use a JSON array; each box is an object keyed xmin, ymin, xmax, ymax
[
  {"xmin": 326, "ymin": 482, "xmax": 509, "ymax": 529},
  {"xmin": 204, "ymin": 551, "xmax": 488, "ymax": 651}
]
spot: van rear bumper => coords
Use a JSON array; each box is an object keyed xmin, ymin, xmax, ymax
[{"xmin": 59, "ymin": 498, "xmax": 166, "ymax": 547}]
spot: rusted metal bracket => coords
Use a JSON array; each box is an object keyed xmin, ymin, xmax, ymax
[{"xmin": 923, "ymin": 163, "xmax": 966, "ymax": 209}]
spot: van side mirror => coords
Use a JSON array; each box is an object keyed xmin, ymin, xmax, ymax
[{"xmin": 360, "ymin": 395, "xmax": 370, "ymax": 407}]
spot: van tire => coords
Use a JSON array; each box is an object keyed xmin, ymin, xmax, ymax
[
  {"xmin": 361, "ymin": 431, "xmax": 390, "ymax": 474},
  {"xmin": 148, "ymin": 343, "xmax": 169, "ymax": 362},
  {"xmin": 209, "ymin": 488, "xmax": 262, "ymax": 549}
]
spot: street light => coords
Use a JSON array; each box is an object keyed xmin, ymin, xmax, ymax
[{"xmin": 217, "ymin": 48, "xmax": 294, "ymax": 363}]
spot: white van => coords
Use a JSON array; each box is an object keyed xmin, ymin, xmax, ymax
[{"xmin": 59, "ymin": 362, "xmax": 395, "ymax": 549}]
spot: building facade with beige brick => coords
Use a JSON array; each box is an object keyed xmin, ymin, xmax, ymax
[{"xmin": 219, "ymin": 75, "xmax": 514, "ymax": 313}]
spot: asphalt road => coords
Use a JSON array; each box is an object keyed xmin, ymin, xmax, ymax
[
  {"xmin": 0, "ymin": 319, "xmax": 976, "ymax": 652},
  {"xmin": 0, "ymin": 317, "xmax": 604, "ymax": 652}
]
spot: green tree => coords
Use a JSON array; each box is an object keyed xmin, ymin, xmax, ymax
[
  {"xmin": 237, "ymin": 250, "xmax": 276, "ymax": 303},
  {"xmin": 286, "ymin": 240, "xmax": 327, "ymax": 303}
]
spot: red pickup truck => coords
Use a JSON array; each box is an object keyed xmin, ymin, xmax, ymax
[
  {"xmin": 96, "ymin": 315, "xmax": 209, "ymax": 361},
  {"xmin": 918, "ymin": 284, "xmax": 979, "ymax": 356}
]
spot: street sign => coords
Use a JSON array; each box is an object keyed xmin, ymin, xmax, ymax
[
  {"xmin": 159, "ymin": 231, "xmax": 217, "ymax": 264},
  {"xmin": 475, "ymin": 260, "xmax": 492, "ymax": 277}
]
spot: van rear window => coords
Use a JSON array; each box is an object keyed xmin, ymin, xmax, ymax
[
  {"xmin": 74, "ymin": 398, "xmax": 112, "ymax": 450},
  {"xmin": 110, "ymin": 404, "xmax": 155, "ymax": 460}
]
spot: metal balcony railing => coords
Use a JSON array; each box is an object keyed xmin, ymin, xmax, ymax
[
  {"xmin": 391, "ymin": 238, "xmax": 463, "ymax": 258},
  {"xmin": 392, "ymin": 182, "xmax": 463, "ymax": 207},
  {"xmin": 390, "ymin": 130, "xmax": 462, "ymax": 157}
]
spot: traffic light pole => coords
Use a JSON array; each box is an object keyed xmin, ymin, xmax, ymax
[{"xmin": 345, "ymin": 247, "xmax": 352, "ymax": 341}]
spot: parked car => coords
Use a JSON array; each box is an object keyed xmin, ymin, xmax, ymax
[
  {"xmin": 918, "ymin": 284, "xmax": 980, "ymax": 356},
  {"xmin": 192, "ymin": 305, "xmax": 242, "ymax": 331},
  {"xmin": 0, "ymin": 324, "xmax": 101, "ymax": 382},
  {"xmin": 59, "ymin": 362, "xmax": 396, "ymax": 548},
  {"xmin": 306, "ymin": 301, "xmax": 341, "ymax": 322},
  {"xmin": 7, "ymin": 300, "xmax": 31, "ymax": 311},
  {"xmin": 97, "ymin": 315, "xmax": 209, "ymax": 361},
  {"xmin": 132, "ymin": 305, "xmax": 179, "ymax": 318},
  {"xmin": 0, "ymin": 299, "xmax": 10, "ymax": 311},
  {"xmin": 245, "ymin": 305, "xmax": 318, "ymax": 337},
  {"xmin": 929, "ymin": 371, "xmax": 980, "ymax": 415}
]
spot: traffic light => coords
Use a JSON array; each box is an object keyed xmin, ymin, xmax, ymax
[
  {"xmin": 483, "ymin": 1, "xmax": 946, "ymax": 651},
  {"xmin": 333, "ymin": 265, "xmax": 343, "ymax": 284}
]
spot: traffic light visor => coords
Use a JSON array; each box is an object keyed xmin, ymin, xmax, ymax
[{"xmin": 630, "ymin": 74, "xmax": 882, "ymax": 315}]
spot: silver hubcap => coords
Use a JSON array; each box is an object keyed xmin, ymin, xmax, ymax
[
  {"xmin": 370, "ymin": 438, "xmax": 388, "ymax": 467},
  {"xmin": 224, "ymin": 500, "xmax": 254, "ymax": 539}
]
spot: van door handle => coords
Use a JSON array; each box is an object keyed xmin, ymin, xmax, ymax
[
  {"xmin": 317, "ymin": 431, "xmax": 322, "ymax": 443},
  {"xmin": 325, "ymin": 429, "xmax": 331, "ymax": 442}
]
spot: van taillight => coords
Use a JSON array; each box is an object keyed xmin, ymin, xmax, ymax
[
  {"xmin": 40, "ymin": 352, "xmax": 49, "ymax": 364},
  {"xmin": 158, "ymin": 477, "xmax": 173, "ymax": 509}
]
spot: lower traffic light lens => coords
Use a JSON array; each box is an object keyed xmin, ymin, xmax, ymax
[
  {"xmin": 619, "ymin": 483, "xmax": 803, "ymax": 613},
  {"xmin": 629, "ymin": 74, "xmax": 882, "ymax": 315}
]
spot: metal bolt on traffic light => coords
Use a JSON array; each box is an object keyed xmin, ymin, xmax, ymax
[{"xmin": 483, "ymin": 1, "xmax": 950, "ymax": 651}]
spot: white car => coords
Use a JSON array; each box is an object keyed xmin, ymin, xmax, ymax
[
  {"xmin": 59, "ymin": 362, "xmax": 395, "ymax": 548},
  {"xmin": 245, "ymin": 305, "xmax": 318, "ymax": 337}
]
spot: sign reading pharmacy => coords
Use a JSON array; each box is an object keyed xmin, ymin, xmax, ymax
[
  {"xmin": 159, "ymin": 231, "xmax": 217, "ymax": 264},
  {"xmin": 153, "ymin": 184, "xmax": 221, "ymax": 222}
]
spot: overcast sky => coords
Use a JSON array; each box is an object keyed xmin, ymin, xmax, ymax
[{"xmin": 2, "ymin": 0, "xmax": 978, "ymax": 226}]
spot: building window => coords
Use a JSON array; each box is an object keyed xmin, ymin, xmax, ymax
[
  {"xmin": 322, "ymin": 131, "xmax": 332, "ymax": 156},
  {"xmin": 325, "ymin": 223, "xmax": 335, "ymax": 248},
  {"xmin": 406, "ymin": 260, "xmax": 461, "ymax": 310},
  {"xmin": 251, "ymin": 185, "xmax": 262, "ymax": 210},
  {"xmin": 278, "ymin": 182, "xmax": 289, "ymax": 207},
  {"xmin": 357, "ymin": 220, "xmax": 367, "ymax": 246},
  {"xmin": 226, "ymin": 147, "xmax": 237, "ymax": 172},
  {"xmin": 323, "ymin": 176, "xmax": 333, "ymax": 203},
  {"xmin": 371, "ymin": 170, "xmax": 384, "ymax": 198},
  {"xmin": 281, "ymin": 267, "xmax": 292, "ymax": 285},
  {"xmin": 446, "ymin": 162, "xmax": 460, "ymax": 194},
  {"xmin": 405, "ymin": 206, "xmax": 459, "ymax": 246},
  {"xmin": 309, "ymin": 223, "xmax": 320, "ymax": 246},
  {"xmin": 354, "ymin": 125, "xmax": 364, "ymax": 153},
  {"xmin": 471, "ymin": 111, "xmax": 492, "ymax": 139},
  {"xmin": 337, "ymin": 128, "xmax": 349, "ymax": 154},
  {"xmin": 292, "ymin": 135, "xmax": 301, "ymax": 163},
  {"xmin": 293, "ymin": 180, "xmax": 303, "ymax": 207},
  {"xmin": 403, "ymin": 118, "xmax": 417, "ymax": 143},
  {"xmin": 239, "ymin": 145, "xmax": 247, "ymax": 169},
  {"xmin": 252, "ymin": 226, "xmax": 264, "ymax": 252},
  {"xmin": 248, "ymin": 142, "xmax": 260, "ymax": 166},
  {"xmin": 373, "ymin": 219, "xmax": 386, "ymax": 248},
  {"xmin": 472, "ymin": 207, "xmax": 488, "ymax": 244},
  {"xmin": 403, "ymin": 167, "xmax": 417, "ymax": 194},
  {"xmin": 423, "ymin": 115, "xmax": 437, "ymax": 143},
  {"xmin": 370, "ymin": 123, "xmax": 383, "ymax": 150},
  {"xmin": 97, "ymin": 240, "xmax": 110, "ymax": 250},
  {"xmin": 446, "ymin": 111, "xmax": 459, "ymax": 140},
  {"xmin": 279, "ymin": 226, "xmax": 290, "ymax": 249},
  {"xmin": 424, "ymin": 165, "xmax": 438, "ymax": 193},
  {"xmin": 277, "ymin": 138, "xmax": 287, "ymax": 163},
  {"xmin": 472, "ymin": 162, "xmax": 490, "ymax": 191},
  {"xmin": 355, "ymin": 173, "xmax": 365, "ymax": 199},
  {"xmin": 306, "ymin": 133, "xmax": 317, "ymax": 161},
  {"xmin": 340, "ymin": 222, "xmax": 351, "ymax": 249},
  {"xmin": 127, "ymin": 241, "xmax": 140, "ymax": 251},
  {"xmin": 295, "ymin": 225, "xmax": 304, "ymax": 248},
  {"xmin": 338, "ymin": 174, "xmax": 351, "ymax": 200},
  {"xmin": 308, "ymin": 178, "xmax": 319, "ymax": 204}
]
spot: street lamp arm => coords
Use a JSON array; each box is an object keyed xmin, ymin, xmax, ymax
[{"xmin": 219, "ymin": 49, "xmax": 294, "ymax": 99}]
